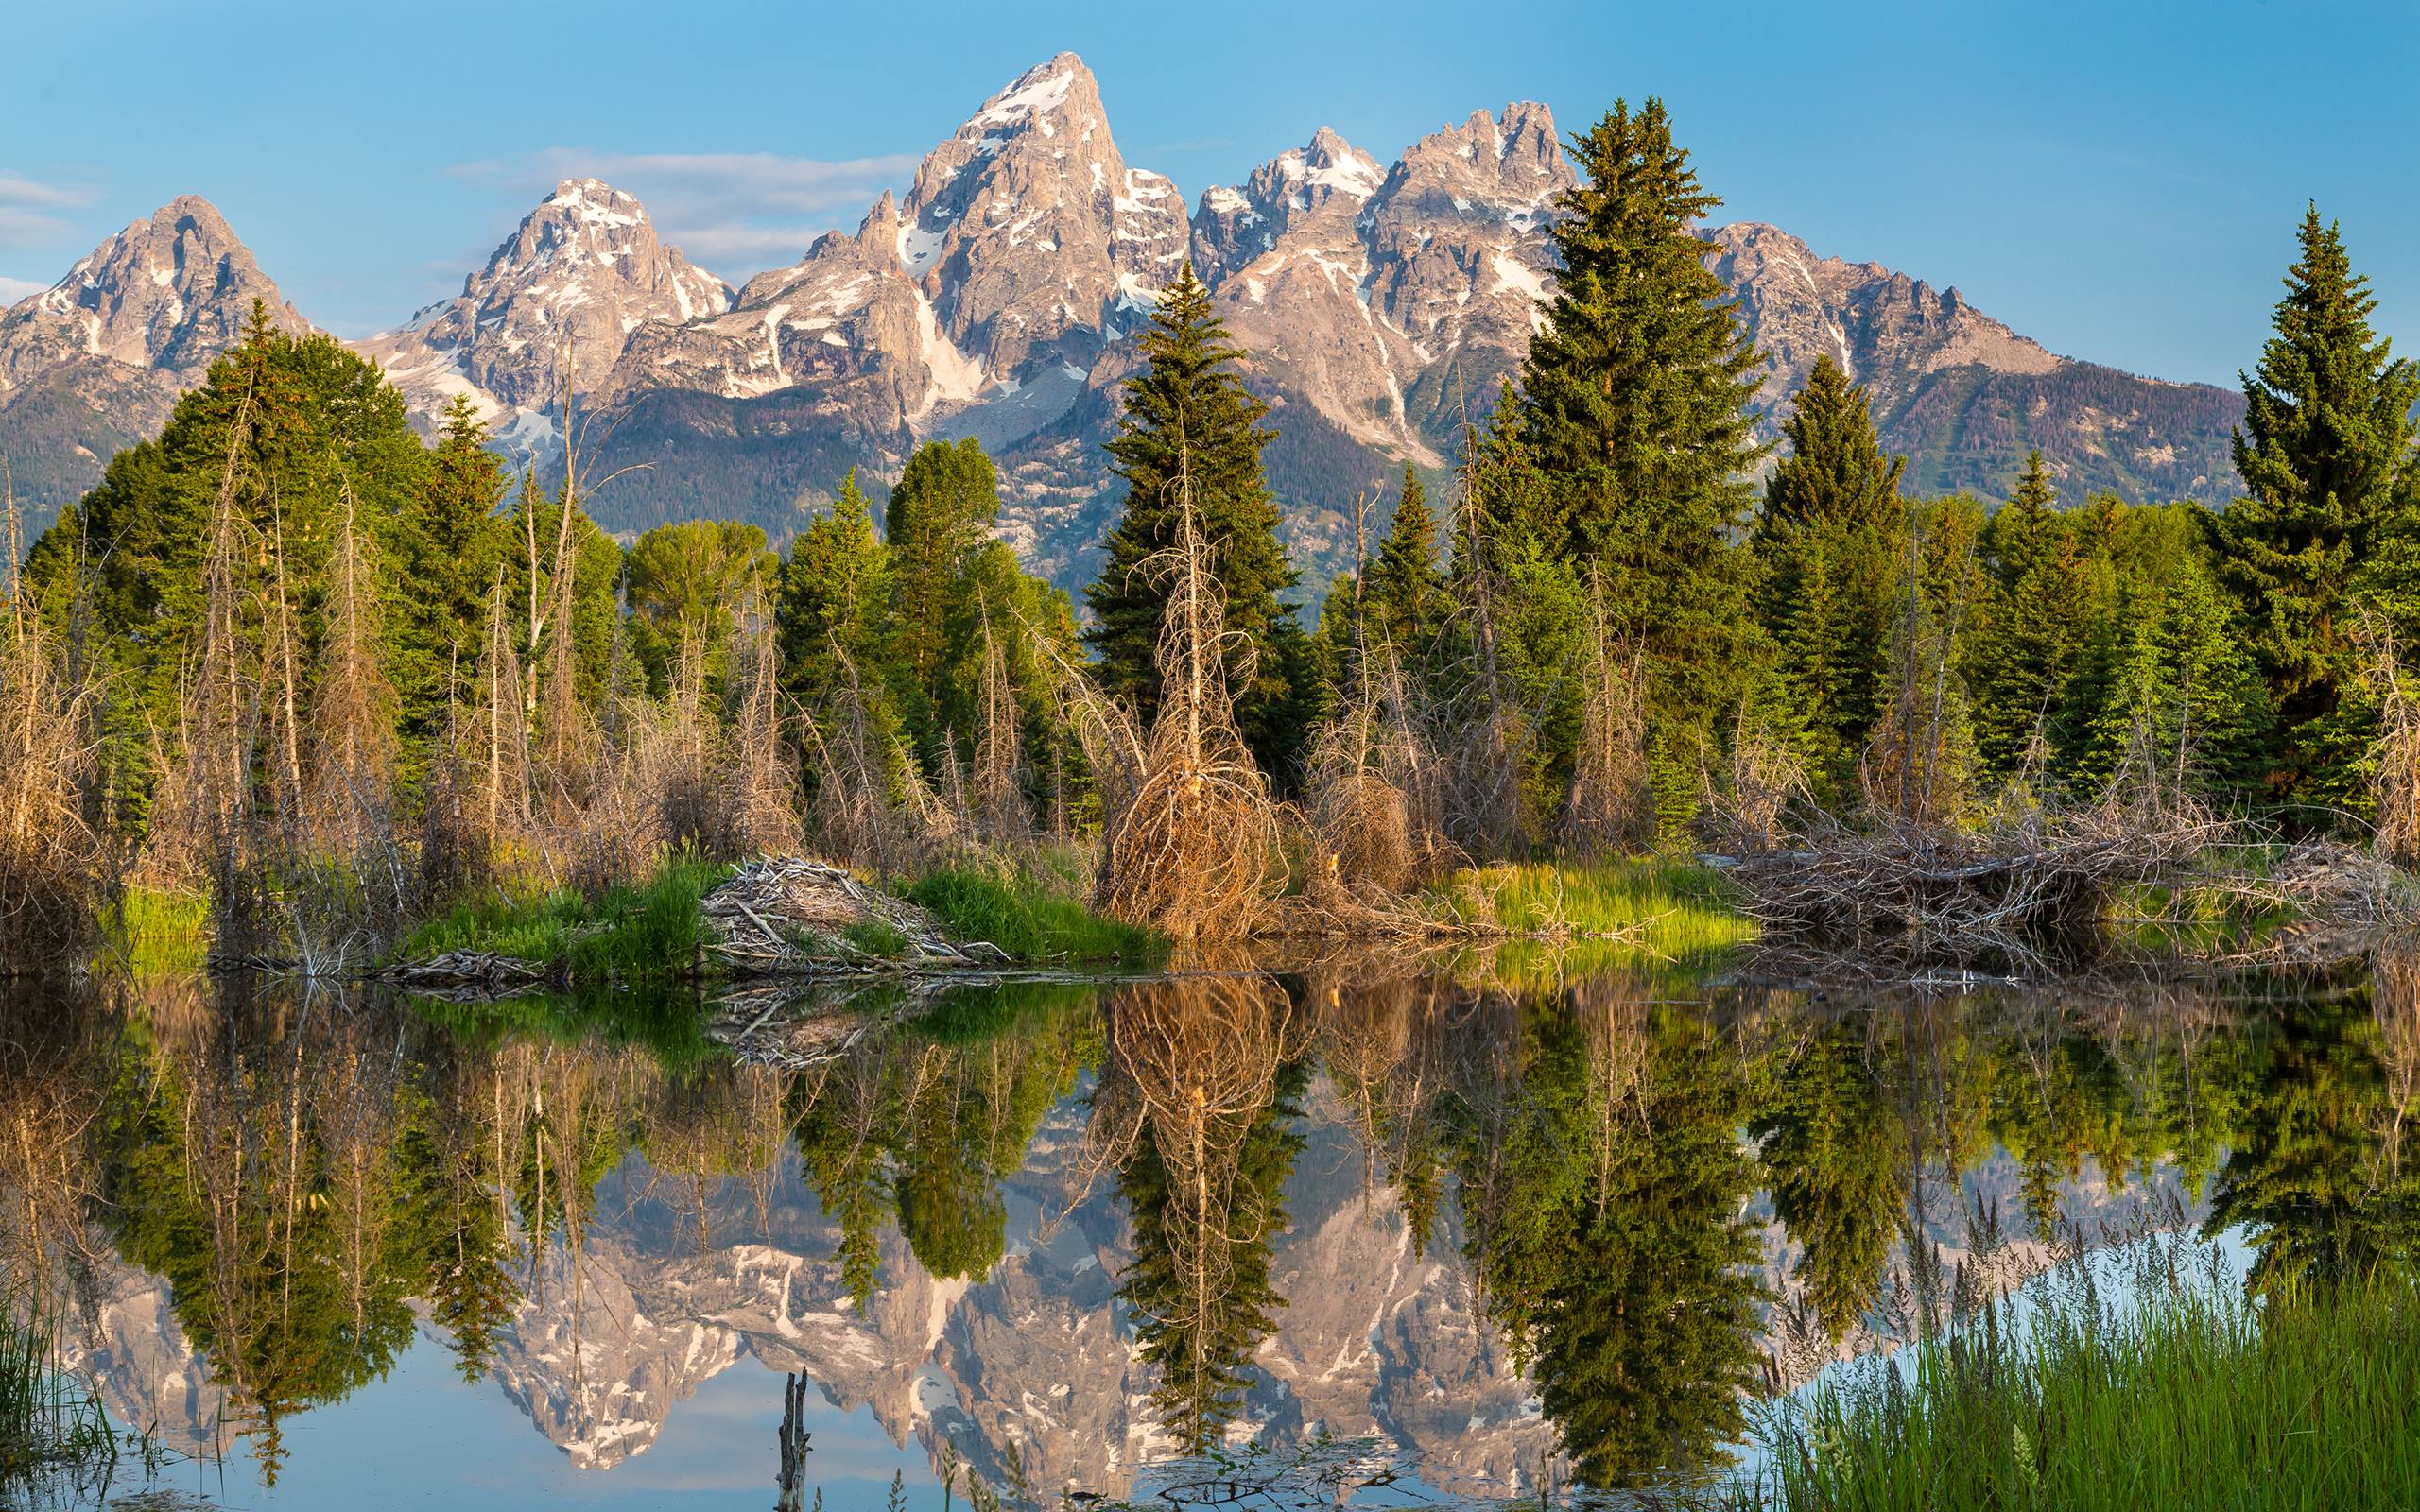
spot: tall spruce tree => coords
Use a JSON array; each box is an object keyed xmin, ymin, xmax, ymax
[
  {"xmin": 1510, "ymin": 98, "xmax": 1765, "ymax": 811},
  {"xmin": 1085, "ymin": 263, "xmax": 1302, "ymax": 774},
  {"xmin": 1753, "ymin": 355, "xmax": 1907, "ymax": 799},
  {"xmin": 1364, "ymin": 461, "xmax": 1446, "ymax": 655},
  {"xmin": 2220, "ymin": 205, "xmax": 2420, "ymax": 806},
  {"xmin": 402, "ymin": 396, "xmax": 511, "ymax": 731},
  {"xmin": 776, "ymin": 470, "xmax": 891, "ymax": 713}
]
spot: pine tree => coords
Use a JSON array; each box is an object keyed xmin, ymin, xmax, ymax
[
  {"xmin": 401, "ymin": 397, "xmax": 510, "ymax": 739},
  {"xmin": 1085, "ymin": 263, "xmax": 1301, "ymax": 774},
  {"xmin": 776, "ymin": 470, "xmax": 891, "ymax": 714},
  {"xmin": 1511, "ymin": 99, "xmax": 1765, "ymax": 813},
  {"xmin": 2221, "ymin": 205, "xmax": 2420, "ymax": 806},
  {"xmin": 1754, "ymin": 355, "xmax": 1906, "ymax": 799},
  {"xmin": 1963, "ymin": 455, "xmax": 2115, "ymax": 787},
  {"xmin": 1363, "ymin": 462, "xmax": 1445, "ymax": 655}
]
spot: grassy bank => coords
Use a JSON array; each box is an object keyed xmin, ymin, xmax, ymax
[
  {"xmin": 1427, "ymin": 858, "xmax": 1758, "ymax": 958},
  {"xmin": 901, "ymin": 857, "xmax": 1165, "ymax": 963},
  {"xmin": 404, "ymin": 848, "xmax": 1164, "ymax": 982},
  {"xmin": 1732, "ymin": 1274, "xmax": 2420, "ymax": 1510},
  {"xmin": 403, "ymin": 855, "xmax": 726, "ymax": 984},
  {"xmin": 100, "ymin": 887, "xmax": 210, "ymax": 975}
]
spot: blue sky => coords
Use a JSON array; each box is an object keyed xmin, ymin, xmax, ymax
[{"xmin": 3, "ymin": 0, "xmax": 2412, "ymax": 386}]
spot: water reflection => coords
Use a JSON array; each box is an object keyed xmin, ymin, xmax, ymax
[{"xmin": 0, "ymin": 952, "xmax": 2413, "ymax": 1506}]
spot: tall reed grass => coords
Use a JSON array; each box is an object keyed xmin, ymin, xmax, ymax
[
  {"xmin": 0, "ymin": 1294, "xmax": 114, "ymax": 1496},
  {"xmin": 1732, "ymin": 1260, "xmax": 2420, "ymax": 1510}
]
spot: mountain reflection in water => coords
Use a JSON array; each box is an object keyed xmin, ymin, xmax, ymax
[{"xmin": 0, "ymin": 953, "xmax": 2414, "ymax": 1508}]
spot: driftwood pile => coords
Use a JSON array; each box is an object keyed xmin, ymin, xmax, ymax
[
  {"xmin": 374, "ymin": 949, "xmax": 547, "ymax": 994},
  {"xmin": 1719, "ymin": 814, "xmax": 2228, "ymax": 964},
  {"xmin": 700, "ymin": 857, "xmax": 1011, "ymax": 972}
]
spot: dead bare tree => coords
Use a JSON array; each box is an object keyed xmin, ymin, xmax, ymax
[
  {"xmin": 1562, "ymin": 571, "xmax": 1653, "ymax": 856},
  {"xmin": 0, "ymin": 458, "xmax": 109, "ymax": 961},
  {"xmin": 2361, "ymin": 614, "xmax": 2420, "ymax": 869},
  {"xmin": 1093, "ymin": 472, "xmax": 1282, "ymax": 941}
]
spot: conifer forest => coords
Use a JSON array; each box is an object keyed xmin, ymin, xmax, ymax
[{"xmin": 3, "ymin": 63, "xmax": 2420, "ymax": 1512}]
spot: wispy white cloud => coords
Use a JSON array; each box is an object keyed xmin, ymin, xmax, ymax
[
  {"xmin": 0, "ymin": 274, "xmax": 48, "ymax": 302},
  {"xmin": 0, "ymin": 170, "xmax": 97, "ymax": 249},
  {"xmin": 451, "ymin": 147, "xmax": 920, "ymax": 278}
]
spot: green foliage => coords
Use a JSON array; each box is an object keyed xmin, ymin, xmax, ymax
[
  {"xmin": 25, "ymin": 310, "xmax": 431, "ymax": 823},
  {"xmin": 1116, "ymin": 1061, "xmax": 1308, "ymax": 1452},
  {"xmin": 100, "ymin": 886, "xmax": 211, "ymax": 975},
  {"xmin": 900, "ymin": 864, "xmax": 1167, "ymax": 962},
  {"xmin": 1754, "ymin": 355, "xmax": 1907, "ymax": 799},
  {"xmin": 776, "ymin": 469, "xmax": 890, "ymax": 713},
  {"xmin": 1741, "ymin": 1267, "xmax": 2420, "ymax": 1511},
  {"xmin": 623, "ymin": 518, "xmax": 778, "ymax": 691},
  {"xmin": 1085, "ymin": 263, "xmax": 1305, "ymax": 776},
  {"xmin": 1362, "ymin": 462, "xmax": 1447, "ymax": 656},
  {"xmin": 1461, "ymin": 1002, "xmax": 1764, "ymax": 1486},
  {"xmin": 2221, "ymin": 206, "xmax": 2420, "ymax": 811},
  {"xmin": 1751, "ymin": 1025, "xmax": 1904, "ymax": 1341},
  {"xmin": 1454, "ymin": 99, "xmax": 1766, "ymax": 832},
  {"xmin": 402, "ymin": 854, "xmax": 725, "ymax": 984}
]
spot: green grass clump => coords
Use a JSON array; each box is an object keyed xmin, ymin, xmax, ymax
[
  {"xmin": 101, "ymin": 887, "xmax": 210, "ymax": 975},
  {"xmin": 1736, "ymin": 1274, "xmax": 2420, "ymax": 1511},
  {"xmin": 1429, "ymin": 858, "xmax": 1757, "ymax": 960},
  {"xmin": 0, "ymin": 1295, "xmax": 114, "ymax": 1493},
  {"xmin": 405, "ymin": 855, "xmax": 728, "ymax": 984},
  {"xmin": 841, "ymin": 919, "xmax": 910, "ymax": 958},
  {"xmin": 902, "ymin": 865, "xmax": 1166, "ymax": 963}
]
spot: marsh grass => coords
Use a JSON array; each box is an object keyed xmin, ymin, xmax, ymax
[
  {"xmin": 0, "ymin": 1295, "xmax": 114, "ymax": 1496},
  {"xmin": 1731, "ymin": 1264, "xmax": 2420, "ymax": 1511},
  {"xmin": 100, "ymin": 887, "xmax": 211, "ymax": 975},
  {"xmin": 1427, "ymin": 859, "xmax": 1757, "ymax": 960},
  {"xmin": 405, "ymin": 853, "xmax": 728, "ymax": 984},
  {"xmin": 903, "ymin": 862, "xmax": 1167, "ymax": 963}
]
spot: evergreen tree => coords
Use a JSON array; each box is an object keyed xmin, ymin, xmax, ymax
[
  {"xmin": 401, "ymin": 397, "xmax": 510, "ymax": 736},
  {"xmin": 1363, "ymin": 462, "xmax": 1446, "ymax": 655},
  {"xmin": 1085, "ymin": 263, "xmax": 1303, "ymax": 775},
  {"xmin": 1511, "ymin": 99, "xmax": 1765, "ymax": 815},
  {"xmin": 1752, "ymin": 1026, "xmax": 1904, "ymax": 1341},
  {"xmin": 776, "ymin": 470, "xmax": 892, "ymax": 713},
  {"xmin": 1754, "ymin": 355, "xmax": 1907, "ymax": 799},
  {"xmin": 2221, "ymin": 206, "xmax": 2420, "ymax": 807},
  {"xmin": 1964, "ymin": 456, "xmax": 2110, "ymax": 786}
]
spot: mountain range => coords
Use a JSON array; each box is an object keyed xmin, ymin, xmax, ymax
[{"xmin": 0, "ymin": 53, "xmax": 2245, "ymax": 592}]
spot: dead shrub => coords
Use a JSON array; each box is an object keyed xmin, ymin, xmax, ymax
[{"xmin": 1092, "ymin": 491, "xmax": 1282, "ymax": 941}]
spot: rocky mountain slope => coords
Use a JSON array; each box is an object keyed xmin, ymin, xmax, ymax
[
  {"xmin": 0, "ymin": 55, "xmax": 2247, "ymax": 589},
  {"xmin": 0, "ymin": 194, "xmax": 310, "ymax": 527},
  {"xmin": 358, "ymin": 177, "xmax": 734, "ymax": 452},
  {"xmin": 1711, "ymin": 222, "xmax": 2240, "ymax": 505}
]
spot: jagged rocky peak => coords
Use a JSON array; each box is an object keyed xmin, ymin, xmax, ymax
[
  {"xmin": 892, "ymin": 51, "xmax": 1186, "ymax": 369},
  {"xmin": 1387, "ymin": 101, "xmax": 1571, "ymax": 223},
  {"xmin": 0, "ymin": 192, "xmax": 305, "ymax": 392},
  {"xmin": 1705, "ymin": 219, "xmax": 2062, "ymax": 407},
  {"xmin": 359, "ymin": 177, "xmax": 733, "ymax": 438},
  {"xmin": 1191, "ymin": 125, "xmax": 1386, "ymax": 283}
]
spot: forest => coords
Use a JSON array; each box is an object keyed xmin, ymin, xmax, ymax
[{"xmin": 1, "ymin": 95, "xmax": 2416, "ymax": 974}]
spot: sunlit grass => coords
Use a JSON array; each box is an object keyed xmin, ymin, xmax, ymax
[
  {"xmin": 1728, "ymin": 1273, "xmax": 2420, "ymax": 1511},
  {"xmin": 901, "ymin": 862, "xmax": 1167, "ymax": 963},
  {"xmin": 1426, "ymin": 857, "xmax": 1758, "ymax": 961},
  {"xmin": 404, "ymin": 854, "xmax": 729, "ymax": 984},
  {"xmin": 99, "ymin": 887, "xmax": 210, "ymax": 975}
]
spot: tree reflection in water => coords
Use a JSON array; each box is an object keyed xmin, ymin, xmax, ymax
[{"xmin": 0, "ymin": 955, "xmax": 2413, "ymax": 1500}]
